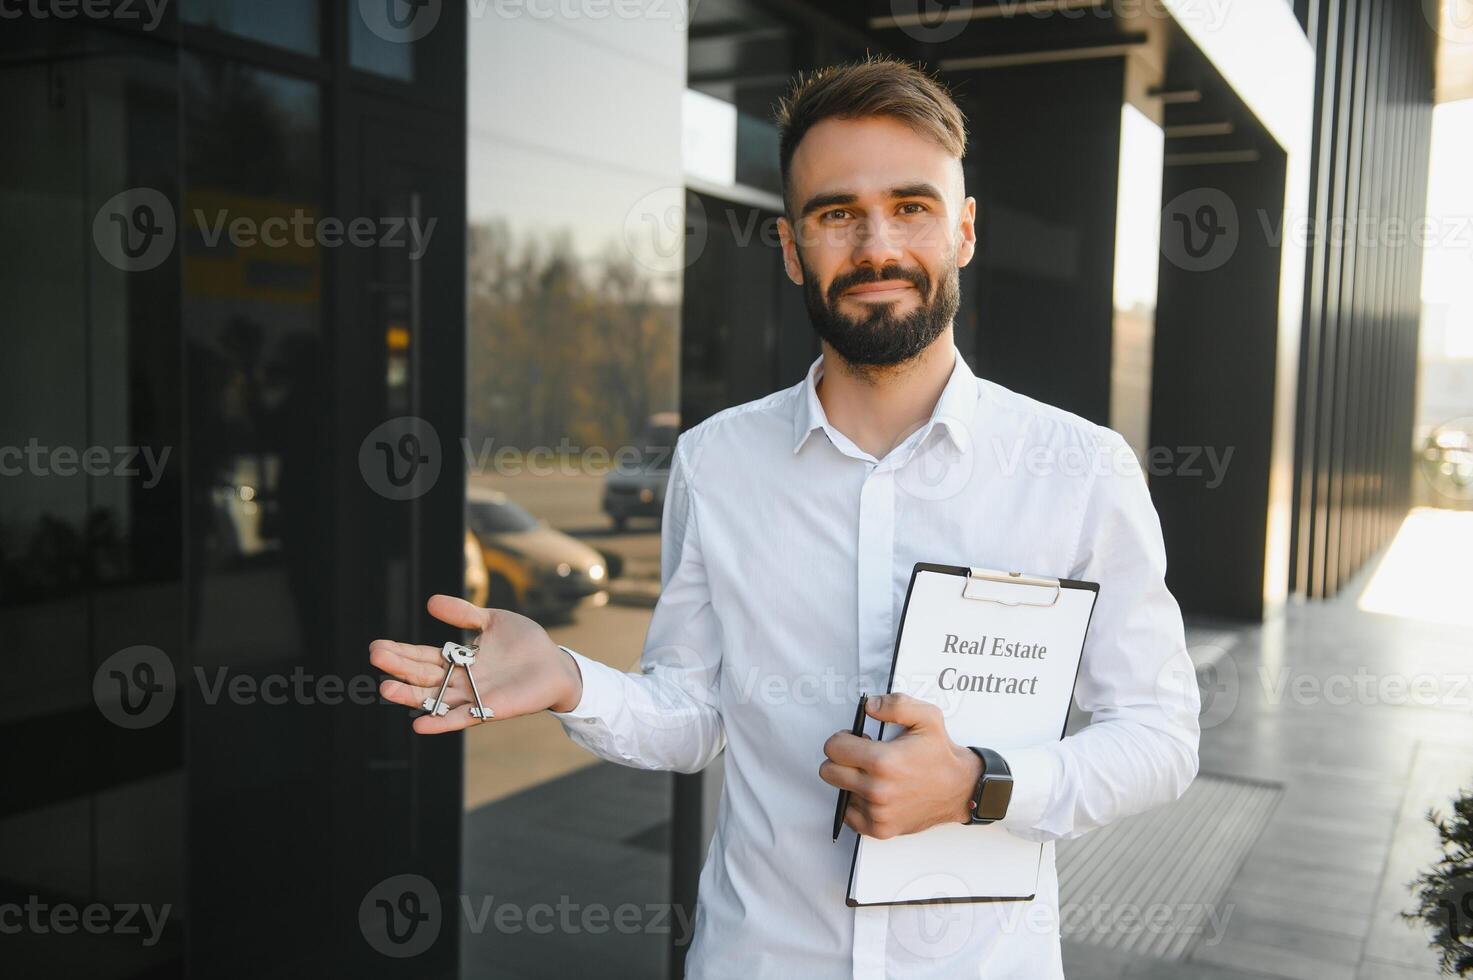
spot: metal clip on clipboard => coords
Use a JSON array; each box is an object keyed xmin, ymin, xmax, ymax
[{"xmin": 960, "ymin": 567, "xmax": 1062, "ymax": 607}]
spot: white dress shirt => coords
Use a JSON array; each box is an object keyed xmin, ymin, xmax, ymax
[{"xmin": 551, "ymin": 340, "xmax": 1201, "ymax": 978}]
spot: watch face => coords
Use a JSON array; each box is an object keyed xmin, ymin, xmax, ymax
[{"xmin": 978, "ymin": 774, "xmax": 1013, "ymax": 819}]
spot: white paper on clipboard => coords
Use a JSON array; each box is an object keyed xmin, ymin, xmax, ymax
[{"xmin": 846, "ymin": 563, "xmax": 1099, "ymax": 907}]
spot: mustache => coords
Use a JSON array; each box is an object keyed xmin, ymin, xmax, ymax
[{"xmin": 828, "ymin": 266, "xmax": 929, "ymax": 303}]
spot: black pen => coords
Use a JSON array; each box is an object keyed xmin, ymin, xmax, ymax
[{"xmin": 832, "ymin": 693, "xmax": 869, "ymax": 842}]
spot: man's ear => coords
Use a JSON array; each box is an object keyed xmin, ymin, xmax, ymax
[
  {"xmin": 956, "ymin": 195, "xmax": 978, "ymax": 268},
  {"xmin": 778, "ymin": 216, "xmax": 804, "ymax": 285}
]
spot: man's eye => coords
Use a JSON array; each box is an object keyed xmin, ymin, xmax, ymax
[
  {"xmin": 823, "ymin": 209, "xmax": 850, "ymax": 220},
  {"xmin": 900, "ymin": 203, "xmax": 928, "ymax": 214}
]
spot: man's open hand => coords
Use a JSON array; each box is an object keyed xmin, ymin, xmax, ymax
[
  {"xmin": 820, "ymin": 692, "xmax": 983, "ymax": 839},
  {"xmin": 369, "ymin": 595, "xmax": 584, "ymax": 734}
]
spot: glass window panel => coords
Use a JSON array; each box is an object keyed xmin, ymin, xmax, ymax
[
  {"xmin": 1110, "ymin": 103, "xmax": 1164, "ymax": 465},
  {"xmin": 180, "ymin": 0, "xmax": 321, "ymax": 56},
  {"xmin": 350, "ymin": 5, "xmax": 416, "ymax": 81},
  {"xmin": 463, "ymin": 8, "xmax": 683, "ymax": 974}
]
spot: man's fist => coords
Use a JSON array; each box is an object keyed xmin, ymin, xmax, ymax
[{"xmin": 819, "ymin": 692, "xmax": 982, "ymax": 839}]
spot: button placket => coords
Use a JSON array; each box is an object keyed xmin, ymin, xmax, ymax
[{"xmin": 851, "ymin": 461, "xmax": 896, "ymax": 977}]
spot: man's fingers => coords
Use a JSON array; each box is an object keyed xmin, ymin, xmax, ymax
[
  {"xmin": 818, "ymin": 760, "xmax": 874, "ymax": 795},
  {"xmin": 369, "ymin": 638, "xmax": 444, "ymax": 665},
  {"xmin": 823, "ymin": 731, "xmax": 882, "ymax": 770},
  {"xmin": 843, "ymin": 796, "xmax": 873, "ymax": 834},
  {"xmin": 379, "ymin": 677, "xmax": 467, "ymax": 710},
  {"xmin": 427, "ymin": 594, "xmax": 490, "ymax": 632},
  {"xmin": 369, "ymin": 640, "xmax": 450, "ymax": 688},
  {"xmin": 411, "ymin": 702, "xmax": 485, "ymax": 735},
  {"xmin": 865, "ymin": 692, "xmax": 939, "ymax": 730}
]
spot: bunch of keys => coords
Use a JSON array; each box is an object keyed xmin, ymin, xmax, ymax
[{"xmin": 422, "ymin": 641, "xmax": 493, "ymax": 722}]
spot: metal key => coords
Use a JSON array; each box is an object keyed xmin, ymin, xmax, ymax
[{"xmin": 421, "ymin": 641, "xmax": 492, "ymax": 720}]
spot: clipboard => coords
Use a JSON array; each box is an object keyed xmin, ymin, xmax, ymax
[{"xmin": 844, "ymin": 562, "xmax": 1100, "ymax": 907}]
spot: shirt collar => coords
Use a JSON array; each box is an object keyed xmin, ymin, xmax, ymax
[{"xmin": 791, "ymin": 341, "xmax": 978, "ymax": 457}]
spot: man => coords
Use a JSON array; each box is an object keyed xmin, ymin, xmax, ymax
[{"xmin": 371, "ymin": 54, "xmax": 1200, "ymax": 978}]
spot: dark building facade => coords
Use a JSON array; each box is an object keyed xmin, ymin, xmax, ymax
[{"xmin": 2, "ymin": 5, "xmax": 466, "ymax": 976}]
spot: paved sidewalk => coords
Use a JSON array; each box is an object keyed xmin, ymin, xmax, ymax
[{"xmin": 1065, "ymin": 508, "xmax": 1473, "ymax": 979}]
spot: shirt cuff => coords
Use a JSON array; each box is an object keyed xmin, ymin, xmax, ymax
[
  {"xmin": 997, "ymin": 744, "xmax": 1061, "ymax": 837},
  {"xmin": 548, "ymin": 646, "xmax": 622, "ymax": 726}
]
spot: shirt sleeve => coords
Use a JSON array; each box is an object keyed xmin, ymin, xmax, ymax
[
  {"xmin": 998, "ymin": 426, "xmax": 1201, "ymax": 842},
  {"xmin": 548, "ymin": 434, "xmax": 726, "ymax": 774}
]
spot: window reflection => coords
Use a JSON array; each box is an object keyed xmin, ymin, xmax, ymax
[
  {"xmin": 181, "ymin": 0, "xmax": 321, "ymax": 56},
  {"xmin": 1111, "ymin": 103, "xmax": 1164, "ymax": 465},
  {"xmin": 462, "ymin": 7, "xmax": 683, "ymax": 975},
  {"xmin": 181, "ymin": 57, "xmax": 323, "ymax": 637},
  {"xmin": 0, "ymin": 34, "xmax": 185, "ymax": 976}
]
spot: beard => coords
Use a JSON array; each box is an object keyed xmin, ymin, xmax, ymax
[{"xmin": 799, "ymin": 246, "xmax": 960, "ymax": 368}]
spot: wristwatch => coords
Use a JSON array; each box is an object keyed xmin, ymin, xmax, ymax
[{"xmin": 963, "ymin": 747, "xmax": 1013, "ymax": 824}]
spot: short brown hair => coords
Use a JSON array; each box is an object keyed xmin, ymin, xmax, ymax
[{"xmin": 773, "ymin": 53, "xmax": 968, "ymax": 219}]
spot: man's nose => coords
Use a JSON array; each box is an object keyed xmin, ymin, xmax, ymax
[{"xmin": 850, "ymin": 215, "xmax": 909, "ymax": 267}]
